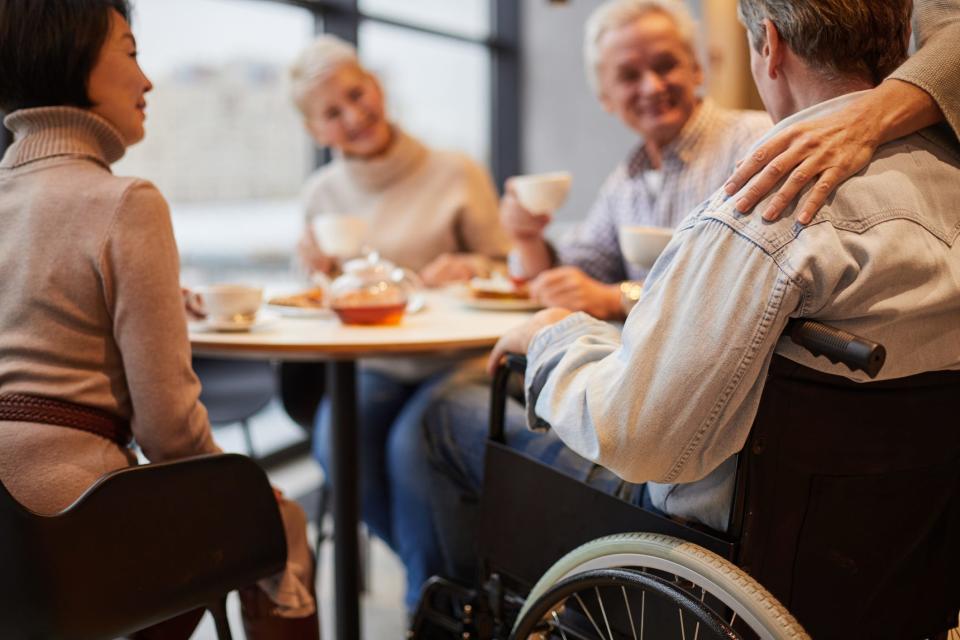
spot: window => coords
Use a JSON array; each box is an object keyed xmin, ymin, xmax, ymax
[
  {"xmin": 360, "ymin": 21, "xmax": 490, "ymax": 164},
  {"xmin": 358, "ymin": 0, "xmax": 490, "ymax": 39},
  {"xmin": 1, "ymin": 0, "xmax": 518, "ymax": 284}
]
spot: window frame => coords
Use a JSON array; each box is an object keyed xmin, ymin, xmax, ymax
[
  {"xmin": 0, "ymin": 2, "xmax": 520, "ymax": 174},
  {"xmin": 286, "ymin": 0, "xmax": 520, "ymax": 186}
]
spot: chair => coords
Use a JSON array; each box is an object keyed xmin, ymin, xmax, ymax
[
  {"xmin": 413, "ymin": 321, "xmax": 960, "ymax": 639},
  {"xmin": 0, "ymin": 453, "xmax": 287, "ymax": 640},
  {"xmin": 194, "ymin": 357, "xmax": 277, "ymax": 457},
  {"xmin": 276, "ymin": 361, "xmax": 326, "ymax": 434}
]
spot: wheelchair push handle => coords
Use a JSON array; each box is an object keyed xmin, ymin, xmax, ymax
[{"xmin": 787, "ymin": 318, "xmax": 886, "ymax": 379}]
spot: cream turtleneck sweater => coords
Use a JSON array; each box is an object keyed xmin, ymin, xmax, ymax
[
  {"xmin": 302, "ymin": 127, "xmax": 510, "ymax": 271},
  {"xmin": 0, "ymin": 106, "xmax": 218, "ymax": 514}
]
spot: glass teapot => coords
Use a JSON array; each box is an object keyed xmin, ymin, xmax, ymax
[{"xmin": 323, "ymin": 252, "xmax": 423, "ymax": 325}]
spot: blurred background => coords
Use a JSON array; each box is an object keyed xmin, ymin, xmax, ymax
[{"xmin": 0, "ymin": 0, "xmax": 761, "ymax": 288}]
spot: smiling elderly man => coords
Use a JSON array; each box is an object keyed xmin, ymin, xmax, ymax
[{"xmin": 501, "ymin": 0, "xmax": 770, "ymax": 320}]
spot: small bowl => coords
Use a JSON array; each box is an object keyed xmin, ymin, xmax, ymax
[
  {"xmin": 618, "ymin": 225, "xmax": 673, "ymax": 269},
  {"xmin": 511, "ymin": 171, "xmax": 572, "ymax": 214}
]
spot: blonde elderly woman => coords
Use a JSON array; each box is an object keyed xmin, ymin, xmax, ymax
[{"xmin": 287, "ymin": 35, "xmax": 510, "ymax": 613}]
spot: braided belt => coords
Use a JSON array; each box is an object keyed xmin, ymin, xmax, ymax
[{"xmin": 0, "ymin": 393, "xmax": 132, "ymax": 446}]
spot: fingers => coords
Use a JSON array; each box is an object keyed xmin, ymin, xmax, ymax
[
  {"xmin": 420, "ymin": 254, "xmax": 467, "ymax": 287},
  {"xmin": 487, "ymin": 336, "xmax": 509, "ymax": 376},
  {"xmin": 795, "ymin": 167, "xmax": 842, "ymax": 224},
  {"xmin": 733, "ymin": 139, "xmax": 814, "ymax": 215},
  {"xmin": 758, "ymin": 155, "xmax": 817, "ymax": 221},
  {"xmin": 183, "ymin": 290, "xmax": 205, "ymax": 320},
  {"xmin": 723, "ymin": 131, "xmax": 795, "ymax": 199}
]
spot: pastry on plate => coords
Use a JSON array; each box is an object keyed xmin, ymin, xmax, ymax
[
  {"xmin": 267, "ymin": 287, "xmax": 325, "ymax": 309},
  {"xmin": 468, "ymin": 276, "xmax": 529, "ymax": 300}
]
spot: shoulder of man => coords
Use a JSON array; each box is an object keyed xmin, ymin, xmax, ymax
[
  {"xmin": 711, "ymin": 106, "xmax": 773, "ymax": 148},
  {"xmin": 689, "ymin": 125, "xmax": 960, "ymax": 255}
]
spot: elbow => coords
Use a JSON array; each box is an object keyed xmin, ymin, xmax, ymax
[
  {"xmin": 595, "ymin": 430, "xmax": 681, "ymax": 485},
  {"xmin": 135, "ymin": 406, "xmax": 217, "ymax": 462}
]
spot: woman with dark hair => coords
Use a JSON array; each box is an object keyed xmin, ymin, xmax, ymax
[{"xmin": 0, "ymin": 2, "xmax": 319, "ymax": 638}]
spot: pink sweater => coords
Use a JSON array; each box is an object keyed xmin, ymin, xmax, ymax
[{"xmin": 0, "ymin": 107, "xmax": 218, "ymax": 514}]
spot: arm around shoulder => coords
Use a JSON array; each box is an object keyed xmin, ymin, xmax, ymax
[{"xmin": 888, "ymin": 1, "xmax": 960, "ymax": 138}]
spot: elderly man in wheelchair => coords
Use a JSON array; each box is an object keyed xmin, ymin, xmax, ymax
[{"xmin": 411, "ymin": 0, "xmax": 960, "ymax": 638}]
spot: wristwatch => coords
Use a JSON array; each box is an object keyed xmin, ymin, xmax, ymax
[{"xmin": 619, "ymin": 281, "xmax": 643, "ymax": 316}]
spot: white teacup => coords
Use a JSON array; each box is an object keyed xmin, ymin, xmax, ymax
[
  {"xmin": 618, "ymin": 225, "xmax": 674, "ymax": 269},
  {"xmin": 311, "ymin": 214, "xmax": 369, "ymax": 259},
  {"xmin": 194, "ymin": 284, "xmax": 263, "ymax": 323},
  {"xmin": 511, "ymin": 171, "xmax": 572, "ymax": 215}
]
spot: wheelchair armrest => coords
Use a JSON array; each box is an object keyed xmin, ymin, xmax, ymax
[
  {"xmin": 490, "ymin": 354, "xmax": 527, "ymax": 443},
  {"xmin": 486, "ymin": 321, "xmax": 885, "ymax": 444}
]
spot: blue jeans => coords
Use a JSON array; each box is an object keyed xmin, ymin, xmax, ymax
[
  {"xmin": 423, "ymin": 379, "xmax": 645, "ymax": 585},
  {"xmin": 313, "ymin": 367, "xmax": 449, "ymax": 612}
]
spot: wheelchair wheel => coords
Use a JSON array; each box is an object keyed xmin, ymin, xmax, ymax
[{"xmin": 511, "ymin": 533, "xmax": 809, "ymax": 640}]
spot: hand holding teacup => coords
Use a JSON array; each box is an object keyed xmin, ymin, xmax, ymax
[
  {"xmin": 298, "ymin": 214, "xmax": 369, "ymax": 277},
  {"xmin": 296, "ymin": 227, "xmax": 337, "ymax": 276},
  {"xmin": 501, "ymin": 171, "xmax": 572, "ymax": 242}
]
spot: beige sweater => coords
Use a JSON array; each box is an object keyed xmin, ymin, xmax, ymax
[
  {"xmin": 303, "ymin": 127, "xmax": 510, "ymax": 271},
  {"xmin": 0, "ymin": 107, "xmax": 218, "ymax": 514},
  {"xmin": 890, "ymin": 0, "xmax": 960, "ymax": 138}
]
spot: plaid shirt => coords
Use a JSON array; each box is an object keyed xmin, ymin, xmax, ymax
[{"xmin": 556, "ymin": 100, "xmax": 771, "ymax": 283}]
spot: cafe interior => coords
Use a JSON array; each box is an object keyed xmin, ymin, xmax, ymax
[{"xmin": 1, "ymin": 0, "xmax": 958, "ymax": 639}]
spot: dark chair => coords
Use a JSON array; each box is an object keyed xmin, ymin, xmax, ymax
[
  {"xmin": 414, "ymin": 322, "xmax": 960, "ymax": 639},
  {"xmin": 0, "ymin": 453, "xmax": 287, "ymax": 640},
  {"xmin": 277, "ymin": 361, "xmax": 326, "ymax": 434},
  {"xmin": 194, "ymin": 357, "xmax": 277, "ymax": 457}
]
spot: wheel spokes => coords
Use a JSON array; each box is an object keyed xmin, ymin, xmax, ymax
[{"xmin": 573, "ymin": 592, "xmax": 607, "ymax": 639}]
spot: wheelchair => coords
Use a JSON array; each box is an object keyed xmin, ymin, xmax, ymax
[{"xmin": 411, "ymin": 320, "xmax": 960, "ymax": 639}]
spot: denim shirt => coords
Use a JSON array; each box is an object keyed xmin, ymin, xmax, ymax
[{"xmin": 524, "ymin": 92, "xmax": 960, "ymax": 531}]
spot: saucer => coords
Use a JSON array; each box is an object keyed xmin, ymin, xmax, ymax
[{"xmin": 190, "ymin": 310, "xmax": 279, "ymax": 333}]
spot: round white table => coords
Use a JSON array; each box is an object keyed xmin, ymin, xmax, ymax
[{"xmin": 190, "ymin": 291, "xmax": 535, "ymax": 639}]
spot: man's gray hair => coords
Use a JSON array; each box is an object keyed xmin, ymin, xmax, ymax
[
  {"xmin": 583, "ymin": 0, "xmax": 703, "ymax": 95},
  {"xmin": 737, "ymin": 0, "xmax": 912, "ymax": 85},
  {"xmin": 289, "ymin": 34, "xmax": 361, "ymax": 113}
]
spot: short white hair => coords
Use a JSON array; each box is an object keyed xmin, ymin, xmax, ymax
[
  {"xmin": 583, "ymin": 0, "xmax": 703, "ymax": 95},
  {"xmin": 289, "ymin": 34, "xmax": 361, "ymax": 112}
]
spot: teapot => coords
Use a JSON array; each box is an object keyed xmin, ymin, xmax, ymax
[{"xmin": 323, "ymin": 252, "xmax": 423, "ymax": 325}]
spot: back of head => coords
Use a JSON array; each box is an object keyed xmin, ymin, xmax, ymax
[
  {"xmin": 289, "ymin": 34, "xmax": 361, "ymax": 113},
  {"xmin": 583, "ymin": 0, "xmax": 702, "ymax": 95},
  {"xmin": 737, "ymin": 0, "xmax": 912, "ymax": 85},
  {"xmin": 0, "ymin": 0, "xmax": 131, "ymax": 113}
]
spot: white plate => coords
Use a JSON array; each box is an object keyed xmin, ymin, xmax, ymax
[
  {"xmin": 265, "ymin": 303, "xmax": 332, "ymax": 319},
  {"xmin": 458, "ymin": 295, "xmax": 542, "ymax": 312},
  {"xmin": 190, "ymin": 310, "xmax": 280, "ymax": 333}
]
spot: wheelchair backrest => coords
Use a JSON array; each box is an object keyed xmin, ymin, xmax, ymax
[{"xmin": 734, "ymin": 355, "xmax": 960, "ymax": 639}]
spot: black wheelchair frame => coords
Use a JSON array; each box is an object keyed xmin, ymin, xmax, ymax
[{"xmin": 411, "ymin": 320, "xmax": 960, "ymax": 639}]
